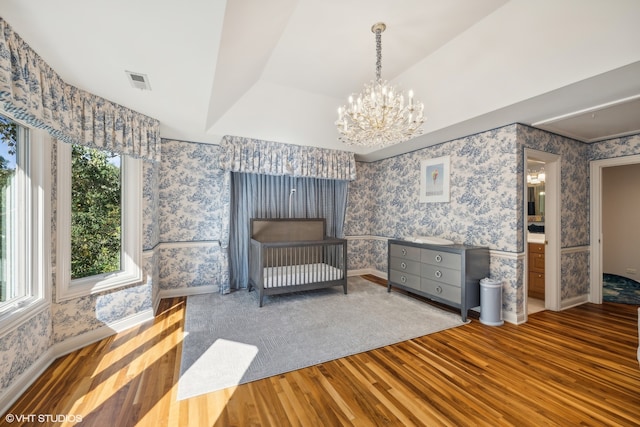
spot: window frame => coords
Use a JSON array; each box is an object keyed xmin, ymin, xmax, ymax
[
  {"xmin": 56, "ymin": 143, "xmax": 142, "ymax": 302},
  {"xmin": 0, "ymin": 125, "xmax": 51, "ymax": 335}
]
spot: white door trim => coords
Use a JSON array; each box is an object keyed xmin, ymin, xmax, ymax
[
  {"xmin": 524, "ymin": 149, "xmax": 561, "ymax": 317},
  {"xmin": 589, "ymin": 154, "xmax": 640, "ymax": 303}
]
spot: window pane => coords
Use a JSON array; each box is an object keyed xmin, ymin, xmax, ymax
[
  {"xmin": 71, "ymin": 145, "xmax": 122, "ymax": 279},
  {"xmin": 0, "ymin": 116, "xmax": 18, "ymax": 302}
]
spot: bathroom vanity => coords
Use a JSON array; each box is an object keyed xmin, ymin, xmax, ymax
[
  {"xmin": 527, "ymin": 229, "xmax": 545, "ymax": 299},
  {"xmin": 527, "ymin": 159, "xmax": 546, "ymax": 300},
  {"xmin": 528, "ymin": 241, "xmax": 545, "ymax": 299}
]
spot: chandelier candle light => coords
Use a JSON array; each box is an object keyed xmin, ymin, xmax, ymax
[{"xmin": 336, "ymin": 22, "xmax": 425, "ymax": 148}]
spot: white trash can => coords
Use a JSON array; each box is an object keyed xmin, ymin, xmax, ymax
[{"xmin": 479, "ymin": 277, "xmax": 504, "ymax": 326}]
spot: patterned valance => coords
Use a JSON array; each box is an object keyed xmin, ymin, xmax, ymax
[
  {"xmin": 0, "ymin": 18, "xmax": 160, "ymax": 162},
  {"xmin": 219, "ymin": 135, "xmax": 357, "ymax": 181}
]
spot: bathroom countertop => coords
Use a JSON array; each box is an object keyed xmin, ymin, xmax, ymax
[{"xmin": 527, "ymin": 232, "xmax": 545, "ymax": 244}]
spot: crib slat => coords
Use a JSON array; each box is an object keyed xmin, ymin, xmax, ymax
[{"xmin": 258, "ymin": 239, "xmax": 347, "ymax": 292}]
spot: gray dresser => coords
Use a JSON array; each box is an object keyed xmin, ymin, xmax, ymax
[{"xmin": 387, "ymin": 239, "xmax": 489, "ymax": 322}]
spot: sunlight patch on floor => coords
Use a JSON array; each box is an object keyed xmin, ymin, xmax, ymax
[{"xmin": 179, "ymin": 339, "xmax": 258, "ymax": 400}]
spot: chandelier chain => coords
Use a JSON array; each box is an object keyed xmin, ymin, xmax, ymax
[{"xmin": 375, "ymin": 29, "xmax": 382, "ymax": 82}]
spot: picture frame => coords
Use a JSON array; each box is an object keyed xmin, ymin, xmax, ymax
[{"xmin": 419, "ymin": 156, "xmax": 450, "ymax": 203}]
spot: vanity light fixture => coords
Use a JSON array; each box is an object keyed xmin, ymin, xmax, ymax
[{"xmin": 527, "ymin": 168, "xmax": 545, "ymax": 184}]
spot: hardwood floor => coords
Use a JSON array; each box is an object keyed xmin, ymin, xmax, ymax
[{"xmin": 2, "ymin": 276, "xmax": 639, "ymax": 426}]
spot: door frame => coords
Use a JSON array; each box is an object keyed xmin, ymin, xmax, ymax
[
  {"xmin": 589, "ymin": 153, "xmax": 640, "ymax": 303},
  {"xmin": 524, "ymin": 149, "xmax": 561, "ymax": 318}
]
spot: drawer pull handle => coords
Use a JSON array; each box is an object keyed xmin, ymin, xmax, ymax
[
  {"xmin": 435, "ymin": 270, "xmax": 442, "ymax": 278},
  {"xmin": 401, "ymin": 262, "xmax": 407, "ymax": 269},
  {"xmin": 435, "ymin": 286, "xmax": 442, "ymax": 294},
  {"xmin": 435, "ymin": 254, "xmax": 442, "ymax": 263},
  {"xmin": 402, "ymin": 248, "xmax": 407, "ymax": 256},
  {"xmin": 401, "ymin": 276, "xmax": 407, "ymax": 283}
]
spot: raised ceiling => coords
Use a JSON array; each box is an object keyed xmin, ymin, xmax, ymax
[
  {"xmin": 2, "ymin": 0, "xmax": 639, "ymax": 161},
  {"xmin": 533, "ymin": 96, "xmax": 640, "ymax": 143}
]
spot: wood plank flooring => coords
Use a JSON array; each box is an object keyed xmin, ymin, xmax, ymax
[{"xmin": 2, "ymin": 276, "xmax": 639, "ymax": 426}]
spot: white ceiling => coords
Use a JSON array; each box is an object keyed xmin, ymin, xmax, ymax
[{"xmin": 2, "ymin": 0, "xmax": 640, "ymax": 161}]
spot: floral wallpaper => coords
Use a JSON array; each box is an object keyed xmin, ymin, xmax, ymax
[
  {"xmin": 2, "ymin": 125, "xmax": 640, "ymax": 403},
  {"xmin": 52, "ymin": 282, "xmax": 153, "ymax": 342},
  {"xmin": 344, "ymin": 162, "xmax": 377, "ymax": 237},
  {"xmin": 158, "ymin": 245, "xmax": 228, "ymax": 291},
  {"xmin": 346, "ymin": 238, "xmax": 372, "ymax": 271},
  {"xmin": 343, "ymin": 123, "xmax": 594, "ymax": 319},
  {"xmin": 375, "ymin": 125, "xmax": 518, "ymax": 251},
  {"xmin": 143, "ymin": 160, "xmax": 160, "ymax": 251},
  {"xmin": 517, "ymin": 125, "xmax": 591, "ymax": 249},
  {"xmin": 0, "ymin": 309, "xmax": 52, "ymax": 391},
  {"xmin": 143, "ymin": 160, "xmax": 161, "ymax": 309},
  {"xmin": 158, "ymin": 140, "xmax": 229, "ymax": 292},
  {"xmin": 159, "ymin": 140, "xmax": 226, "ymax": 243},
  {"xmin": 518, "ymin": 125, "xmax": 591, "ymax": 307},
  {"xmin": 590, "ymin": 134, "xmax": 640, "ymax": 160},
  {"xmin": 345, "ymin": 125, "xmax": 520, "ymax": 264}
]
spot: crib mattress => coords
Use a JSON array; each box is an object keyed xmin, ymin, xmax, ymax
[{"xmin": 263, "ymin": 263, "xmax": 343, "ymax": 288}]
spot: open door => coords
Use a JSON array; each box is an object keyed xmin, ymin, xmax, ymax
[
  {"xmin": 590, "ymin": 154, "xmax": 640, "ymax": 303},
  {"xmin": 524, "ymin": 149, "xmax": 561, "ymax": 319}
]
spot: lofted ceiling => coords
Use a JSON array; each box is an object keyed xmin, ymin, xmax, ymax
[{"xmin": 1, "ymin": 0, "xmax": 640, "ymax": 161}]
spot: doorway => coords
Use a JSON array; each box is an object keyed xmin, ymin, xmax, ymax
[
  {"xmin": 524, "ymin": 149, "xmax": 561, "ymax": 319},
  {"xmin": 589, "ymin": 154, "xmax": 640, "ymax": 303}
]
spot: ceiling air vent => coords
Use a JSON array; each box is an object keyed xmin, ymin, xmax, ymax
[{"xmin": 125, "ymin": 70, "xmax": 152, "ymax": 90}]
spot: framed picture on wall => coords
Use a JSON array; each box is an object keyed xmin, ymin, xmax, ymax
[{"xmin": 420, "ymin": 156, "xmax": 450, "ymax": 203}]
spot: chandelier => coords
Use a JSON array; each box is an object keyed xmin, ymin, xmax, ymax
[{"xmin": 336, "ymin": 22, "xmax": 425, "ymax": 148}]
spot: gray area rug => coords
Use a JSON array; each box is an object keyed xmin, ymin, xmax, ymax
[{"xmin": 177, "ymin": 276, "xmax": 465, "ymax": 400}]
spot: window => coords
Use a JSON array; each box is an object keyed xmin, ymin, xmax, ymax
[
  {"xmin": 0, "ymin": 115, "xmax": 50, "ymax": 332},
  {"xmin": 70, "ymin": 145, "xmax": 122, "ymax": 280},
  {"xmin": 57, "ymin": 143, "xmax": 142, "ymax": 301}
]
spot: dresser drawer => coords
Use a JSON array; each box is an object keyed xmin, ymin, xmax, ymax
[
  {"xmin": 421, "ymin": 248, "xmax": 461, "ymax": 270},
  {"xmin": 390, "ymin": 270, "xmax": 421, "ymax": 291},
  {"xmin": 529, "ymin": 243, "xmax": 545, "ymax": 254},
  {"xmin": 421, "ymin": 264, "xmax": 461, "ymax": 287},
  {"xmin": 528, "ymin": 271, "xmax": 545, "ymax": 299},
  {"xmin": 421, "ymin": 278, "xmax": 461, "ymax": 304},
  {"xmin": 387, "ymin": 239, "xmax": 489, "ymax": 323},
  {"xmin": 389, "ymin": 244, "xmax": 421, "ymax": 262},
  {"xmin": 529, "ymin": 252, "xmax": 545, "ymax": 271},
  {"xmin": 389, "ymin": 257, "xmax": 421, "ymax": 276}
]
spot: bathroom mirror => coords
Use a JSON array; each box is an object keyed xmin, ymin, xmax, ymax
[
  {"xmin": 527, "ymin": 183, "xmax": 545, "ymax": 216},
  {"xmin": 527, "ymin": 160, "xmax": 545, "ymax": 220}
]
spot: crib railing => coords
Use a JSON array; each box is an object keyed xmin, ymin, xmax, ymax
[{"xmin": 249, "ymin": 237, "xmax": 348, "ymax": 305}]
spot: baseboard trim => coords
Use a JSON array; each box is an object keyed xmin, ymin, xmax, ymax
[
  {"xmin": 52, "ymin": 309, "xmax": 155, "ymax": 358},
  {"xmin": 510, "ymin": 311, "xmax": 526, "ymax": 325},
  {"xmin": 1, "ymin": 308, "xmax": 155, "ymax": 417},
  {"xmin": 153, "ymin": 291, "xmax": 162, "ymax": 315},
  {"xmin": 348, "ymin": 268, "xmax": 387, "ymax": 279},
  {"xmin": 561, "ymin": 294, "xmax": 590, "ymax": 310},
  {"xmin": 0, "ymin": 346, "xmax": 55, "ymax": 417},
  {"xmin": 159, "ymin": 285, "xmax": 219, "ymax": 300}
]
